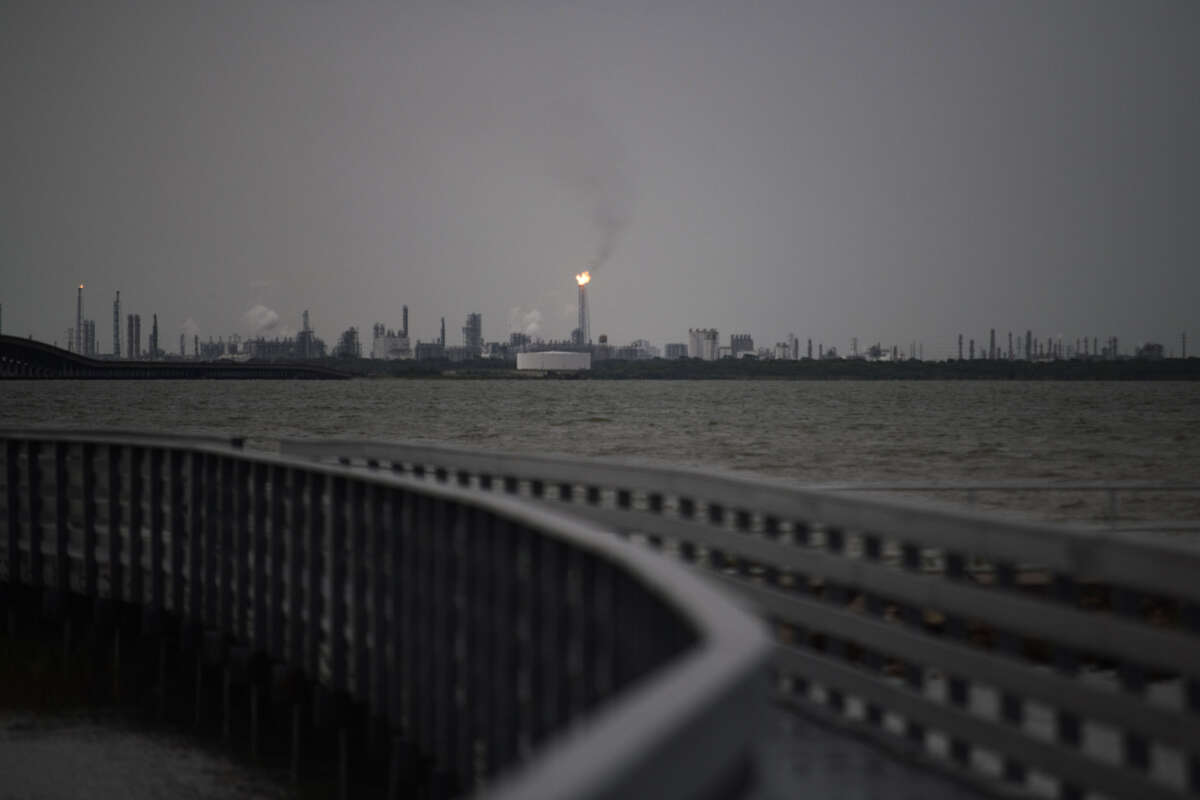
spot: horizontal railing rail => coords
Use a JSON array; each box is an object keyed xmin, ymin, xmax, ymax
[
  {"xmin": 283, "ymin": 438, "xmax": 1200, "ymax": 800},
  {"xmin": 814, "ymin": 480, "xmax": 1200, "ymax": 528},
  {"xmin": 0, "ymin": 430, "xmax": 769, "ymax": 800}
]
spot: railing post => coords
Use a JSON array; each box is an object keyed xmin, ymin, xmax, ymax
[
  {"xmin": 350, "ymin": 480, "xmax": 368, "ymax": 703},
  {"xmin": 54, "ymin": 442, "xmax": 69, "ymax": 602},
  {"xmin": 370, "ymin": 484, "xmax": 388, "ymax": 743},
  {"xmin": 83, "ymin": 443, "xmax": 97, "ymax": 600},
  {"xmin": 252, "ymin": 461, "xmax": 268, "ymax": 653},
  {"xmin": 330, "ymin": 475, "xmax": 348, "ymax": 692},
  {"xmin": 4, "ymin": 439, "xmax": 20, "ymax": 637},
  {"xmin": 220, "ymin": 456, "xmax": 235, "ymax": 634},
  {"xmin": 150, "ymin": 448, "xmax": 165, "ymax": 619},
  {"xmin": 235, "ymin": 459, "xmax": 251, "ymax": 641},
  {"xmin": 307, "ymin": 472, "xmax": 325, "ymax": 680},
  {"xmin": 129, "ymin": 447, "xmax": 145, "ymax": 610},
  {"xmin": 27, "ymin": 441, "xmax": 43, "ymax": 592},
  {"xmin": 288, "ymin": 470, "xmax": 306, "ymax": 669},
  {"xmin": 108, "ymin": 443, "xmax": 123, "ymax": 606},
  {"xmin": 267, "ymin": 465, "xmax": 285, "ymax": 661},
  {"xmin": 187, "ymin": 452, "xmax": 203, "ymax": 624},
  {"xmin": 203, "ymin": 453, "xmax": 219, "ymax": 627}
]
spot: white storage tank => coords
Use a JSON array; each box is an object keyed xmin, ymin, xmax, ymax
[{"xmin": 516, "ymin": 351, "xmax": 592, "ymax": 371}]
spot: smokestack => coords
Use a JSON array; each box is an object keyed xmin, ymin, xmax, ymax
[
  {"xmin": 112, "ymin": 292, "xmax": 121, "ymax": 357},
  {"xmin": 134, "ymin": 314, "xmax": 141, "ymax": 359},
  {"xmin": 577, "ymin": 284, "xmax": 589, "ymax": 346},
  {"xmin": 76, "ymin": 284, "xmax": 83, "ymax": 355},
  {"xmin": 440, "ymin": 317, "xmax": 445, "ymax": 347},
  {"xmin": 807, "ymin": 339, "xmax": 812, "ymax": 359},
  {"xmin": 1008, "ymin": 331, "xmax": 1013, "ymax": 360},
  {"xmin": 958, "ymin": 334, "xmax": 963, "ymax": 361},
  {"xmin": 402, "ymin": 305, "xmax": 408, "ymax": 338},
  {"xmin": 151, "ymin": 314, "xmax": 159, "ymax": 360},
  {"xmin": 179, "ymin": 333, "xmax": 185, "ymax": 357}
]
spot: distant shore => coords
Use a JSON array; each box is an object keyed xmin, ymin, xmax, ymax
[{"xmin": 314, "ymin": 357, "xmax": 1200, "ymax": 380}]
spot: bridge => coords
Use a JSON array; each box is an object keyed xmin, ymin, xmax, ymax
[
  {"xmin": 0, "ymin": 335, "xmax": 350, "ymax": 379},
  {"xmin": 3, "ymin": 431, "xmax": 1200, "ymax": 799}
]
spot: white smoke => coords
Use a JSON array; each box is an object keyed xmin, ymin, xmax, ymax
[
  {"xmin": 508, "ymin": 307, "xmax": 543, "ymax": 336},
  {"xmin": 243, "ymin": 304, "xmax": 282, "ymax": 335},
  {"xmin": 180, "ymin": 318, "xmax": 200, "ymax": 337}
]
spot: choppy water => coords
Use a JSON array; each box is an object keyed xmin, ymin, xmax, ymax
[
  {"xmin": 4, "ymin": 379, "xmax": 1200, "ymax": 519},
  {"xmin": 3, "ymin": 379, "xmax": 1200, "ymax": 523},
  {"xmin": 3, "ymin": 379, "xmax": 1197, "ymax": 481}
]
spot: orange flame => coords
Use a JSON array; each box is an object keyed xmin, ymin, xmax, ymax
[{"xmin": 575, "ymin": 271, "xmax": 591, "ymax": 286}]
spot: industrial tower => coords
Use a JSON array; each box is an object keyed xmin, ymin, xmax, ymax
[
  {"xmin": 576, "ymin": 271, "xmax": 591, "ymax": 346},
  {"xmin": 112, "ymin": 291, "xmax": 121, "ymax": 357},
  {"xmin": 76, "ymin": 284, "xmax": 83, "ymax": 354}
]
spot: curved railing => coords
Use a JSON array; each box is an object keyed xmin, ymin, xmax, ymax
[
  {"xmin": 283, "ymin": 438, "xmax": 1200, "ymax": 800},
  {"xmin": 0, "ymin": 430, "xmax": 769, "ymax": 799}
]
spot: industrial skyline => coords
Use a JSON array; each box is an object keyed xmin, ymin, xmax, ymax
[
  {"xmin": 2, "ymin": 1, "xmax": 1196, "ymax": 356},
  {"xmin": 45, "ymin": 282, "xmax": 1192, "ymax": 363}
]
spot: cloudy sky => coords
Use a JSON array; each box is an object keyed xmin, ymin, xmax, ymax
[{"xmin": 2, "ymin": 0, "xmax": 1196, "ymax": 357}]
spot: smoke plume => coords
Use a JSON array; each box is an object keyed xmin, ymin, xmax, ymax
[
  {"xmin": 536, "ymin": 96, "xmax": 633, "ymax": 273},
  {"xmin": 243, "ymin": 304, "xmax": 282, "ymax": 335},
  {"xmin": 508, "ymin": 307, "xmax": 543, "ymax": 336},
  {"xmin": 180, "ymin": 318, "xmax": 200, "ymax": 337}
]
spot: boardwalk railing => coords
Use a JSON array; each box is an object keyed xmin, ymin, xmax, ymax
[
  {"xmin": 0, "ymin": 430, "xmax": 769, "ymax": 799},
  {"xmin": 812, "ymin": 480, "xmax": 1200, "ymax": 530},
  {"xmin": 283, "ymin": 438, "xmax": 1200, "ymax": 800}
]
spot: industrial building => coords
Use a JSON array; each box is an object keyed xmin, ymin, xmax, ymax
[
  {"xmin": 517, "ymin": 351, "xmax": 591, "ymax": 371},
  {"xmin": 127, "ymin": 314, "xmax": 141, "ymax": 359},
  {"xmin": 688, "ymin": 328, "xmax": 719, "ymax": 361},
  {"xmin": 415, "ymin": 341, "xmax": 445, "ymax": 361},
  {"xmin": 614, "ymin": 339, "xmax": 658, "ymax": 360},
  {"xmin": 730, "ymin": 333, "xmax": 754, "ymax": 358},
  {"xmin": 664, "ymin": 343, "xmax": 688, "ymax": 359},
  {"xmin": 371, "ymin": 321, "xmax": 412, "ymax": 360},
  {"xmin": 462, "ymin": 313, "xmax": 482, "ymax": 357},
  {"xmin": 334, "ymin": 327, "xmax": 362, "ymax": 358}
]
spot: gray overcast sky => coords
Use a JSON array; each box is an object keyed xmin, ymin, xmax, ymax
[{"xmin": 2, "ymin": 0, "xmax": 1197, "ymax": 357}]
